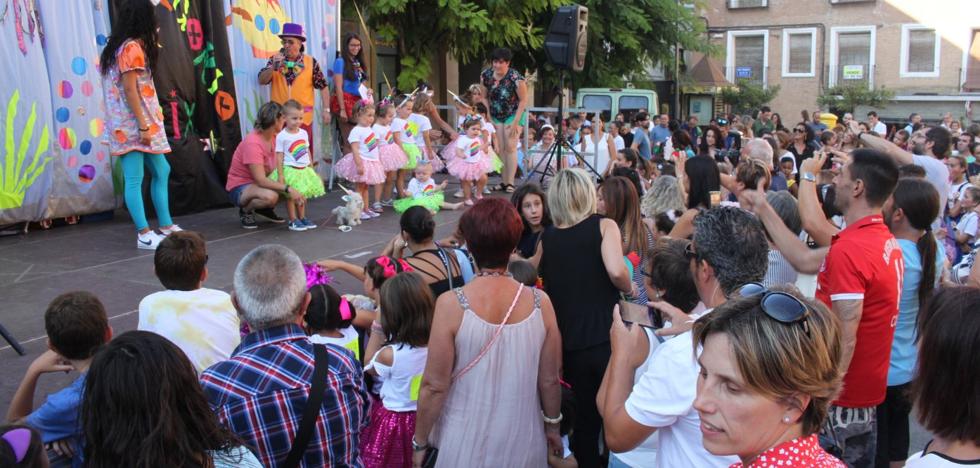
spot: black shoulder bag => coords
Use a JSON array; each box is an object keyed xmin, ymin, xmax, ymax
[{"xmin": 282, "ymin": 344, "xmax": 329, "ymax": 468}]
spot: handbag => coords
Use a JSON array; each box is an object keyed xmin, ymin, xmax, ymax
[{"xmin": 282, "ymin": 344, "xmax": 329, "ymax": 468}]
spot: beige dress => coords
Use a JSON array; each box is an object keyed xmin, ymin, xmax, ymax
[{"xmin": 430, "ymin": 285, "xmax": 547, "ymax": 467}]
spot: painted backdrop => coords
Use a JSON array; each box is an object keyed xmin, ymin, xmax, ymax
[{"xmin": 0, "ymin": 0, "xmax": 339, "ymax": 225}]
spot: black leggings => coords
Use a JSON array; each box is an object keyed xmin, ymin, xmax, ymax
[
  {"xmin": 563, "ymin": 342, "xmax": 611, "ymax": 468},
  {"xmin": 875, "ymin": 383, "xmax": 912, "ymax": 467}
]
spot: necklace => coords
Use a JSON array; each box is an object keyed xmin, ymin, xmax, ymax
[{"xmin": 477, "ymin": 270, "xmax": 512, "ymax": 278}]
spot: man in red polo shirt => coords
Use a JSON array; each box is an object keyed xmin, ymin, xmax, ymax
[{"xmin": 741, "ymin": 149, "xmax": 901, "ymax": 467}]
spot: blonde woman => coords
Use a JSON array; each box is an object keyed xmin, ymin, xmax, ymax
[
  {"xmin": 535, "ymin": 168, "xmax": 634, "ymax": 466},
  {"xmin": 692, "ymin": 284, "xmax": 846, "ymax": 467},
  {"xmin": 641, "ymin": 175, "xmax": 685, "ymax": 219}
]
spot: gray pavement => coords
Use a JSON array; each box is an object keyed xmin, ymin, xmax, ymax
[{"xmin": 0, "ymin": 179, "xmax": 931, "ymax": 458}]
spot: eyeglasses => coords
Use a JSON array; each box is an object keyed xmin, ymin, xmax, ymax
[
  {"xmin": 737, "ymin": 282, "xmax": 811, "ymax": 336},
  {"xmin": 794, "ymin": 128, "xmax": 806, "ymax": 133}
]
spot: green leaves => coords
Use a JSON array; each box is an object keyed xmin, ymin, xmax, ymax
[
  {"xmin": 358, "ymin": 0, "xmax": 708, "ymax": 92},
  {"xmin": 720, "ymin": 80, "xmax": 781, "ymax": 114},
  {"xmin": 817, "ymin": 85, "xmax": 895, "ymax": 114}
]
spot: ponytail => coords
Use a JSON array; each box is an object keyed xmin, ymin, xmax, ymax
[
  {"xmin": 891, "ymin": 178, "xmax": 940, "ymax": 311},
  {"xmin": 916, "ymin": 228, "xmax": 937, "ymax": 310}
]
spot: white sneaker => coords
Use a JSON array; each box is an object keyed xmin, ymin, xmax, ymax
[
  {"xmin": 360, "ymin": 212, "xmax": 373, "ymax": 220},
  {"xmin": 159, "ymin": 224, "xmax": 183, "ymax": 236},
  {"xmin": 137, "ymin": 231, "xmax": 164, "ymax": 250},
  {"xmin": 482, "ymin": 187, "xmax": 491, "ymax": 195},
  {"xmin": 453, "ymin": 190, "xmax": 463, "ymax": 198},
  {"xmin": 369, "ymin": 210, "xmax": 381, "ymax": 218}
]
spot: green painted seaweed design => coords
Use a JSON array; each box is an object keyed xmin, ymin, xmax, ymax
[{"xmin": 0, "ymin": 89, "xmax": 51, "ymax": 210}]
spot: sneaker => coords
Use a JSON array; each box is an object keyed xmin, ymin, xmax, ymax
[
  {"xmin": 381, "ymin": 198, "xmax": 394, "ymax": 207},
  {"xmin": 136, "ymin": 231, "xmax": 164, "ymax": 250},
  {"xmin": 301, "ymin": 218, "xmax": 318, "ymax": 229},
  {"xmin": 453, "ymin": 190, "xmax": 463, "ymax": 199},
  {"xmin": 360, "ymin": 212, "xmax": 374, "ymax": 220},
  {"xmin": 482, "ymin": 187, "xmax": 491, "ymax": 195},
  {"xmin": 464, "ymin": 199, "xmax": 475, "ymax": 206},
  {"xmin": 240, "ymin": 209, "xmax": 258, "ymax": 229},
  {"xmin": 254, "ymin": 207, "xmax": 286, "ymax": 224},
  {"xmin": 159, "ymin": 224, "xmax": 184, "ymax": 235},
  {"xmin": 371, "ymin": 202, "xmax": 384, "ymax": 213},
  {"xmin": 369, "ymin": 210, "xmax": 381, "ymax": 218},
  {"xmin": 288, "ymin": 220, "xmax": 308, "ymax": 231}
]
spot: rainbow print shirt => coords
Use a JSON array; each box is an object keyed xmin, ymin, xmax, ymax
[{"xmin": 275, "ymin": 128, "xmax": 311, "ymax": 167}]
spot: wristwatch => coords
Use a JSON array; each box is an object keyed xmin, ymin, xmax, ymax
[
  {"xmin": 412, "ymin": 436, "xmax": 429, "ymax": 452},
  {"xmin": 801, "ymin": 172, "xmax": 816, "ymax": 183}
]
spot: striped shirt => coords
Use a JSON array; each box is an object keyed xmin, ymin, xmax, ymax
[{"xmin": 201, "ymin": 324, "xmax": 369, "ymax": 467}]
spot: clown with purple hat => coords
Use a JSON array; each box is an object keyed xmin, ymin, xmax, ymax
[{"xmin": 258, "ymin": 22, "xmax": 331, "ymax": 155}]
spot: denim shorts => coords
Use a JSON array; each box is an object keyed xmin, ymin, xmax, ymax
[{"xmin": 228, "ymin": 183, "xmax": 250, "ymax": 207}]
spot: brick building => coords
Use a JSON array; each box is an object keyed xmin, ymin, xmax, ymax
[{"xmin": 702, "ymin": 0, "xmax": 980, "ymax": 126}]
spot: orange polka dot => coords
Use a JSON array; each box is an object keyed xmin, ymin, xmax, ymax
[
  {"xmin": 141, "ymin": 84, "xmax": 156, "ymax": 97},
  {"xmin": 148, "ymin": 123, "xmax": 161, "ymax": 135},
  {"xmin": 114, "ymin": 129, "xmax": 128, "ymax": 143}
]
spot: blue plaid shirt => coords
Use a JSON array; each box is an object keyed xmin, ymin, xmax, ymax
[{"xmin": 201, "ymin": 324, "xmax": 369, "ymax": 467}]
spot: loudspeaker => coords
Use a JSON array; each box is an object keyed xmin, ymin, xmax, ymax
[{"xmin": 544, "ymin": 5, "xmax": 588, "ymax": 71}]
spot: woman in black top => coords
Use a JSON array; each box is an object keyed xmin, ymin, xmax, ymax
[
  {"xmin": 534, "ymin": 168, "xmax": 633, "ymax": 467},
  {"xmin": 383, "ymin": 206, "xmax": 466, "ymax": 297},
  {"xmin": 511, "ymin": 183, "xmax": 552, "ymax": 259},
  {"xmin": 788, "ymin": 122, "xmax": 817, "ymax": 175}
]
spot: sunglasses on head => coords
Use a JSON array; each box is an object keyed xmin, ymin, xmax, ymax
[
  {"xmin": 684, "ymin": 243, "xmax": 699, "ymax": 260},
  {"xmin": 794, "ymin": 128, "xmax": 806, "ymax": 133},
  {"xmin": 738, "ymin": 282, "xmax": 811, "ymax": 336}
]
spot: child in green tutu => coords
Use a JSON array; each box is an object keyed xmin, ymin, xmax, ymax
[
  {"xmin": 393, "ymin": 161, "xmax": 463, "ymax": 214},
  {"xmin": 273, "ymin": 100, "xmax": 326, "ymax": 231}
]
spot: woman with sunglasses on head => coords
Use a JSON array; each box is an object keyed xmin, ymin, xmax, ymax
[
  {"xmin": 787, "ymin": 123, "xmax": 816, "ymax": 181},
  {"xmin": 692, "ymin": 285, "xmax": 846, "ymax": 467}
]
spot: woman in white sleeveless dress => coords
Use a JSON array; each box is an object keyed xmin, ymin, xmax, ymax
[
  {"xmin": 412, "ymin": 198, "xmax": 563, "ymax": 467},
  {"xmin": 580, "ymin": 116, "xmax": 618, "ymax": 174}
]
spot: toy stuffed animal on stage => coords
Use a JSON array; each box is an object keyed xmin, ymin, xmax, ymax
[{"xmin": 332, "ymin": 185, "xmax": 364, "ymax": 230}]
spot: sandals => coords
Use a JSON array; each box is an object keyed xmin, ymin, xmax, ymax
[
  {"xmin": 503, "ymin": 183, "xmax": 516, "ymax": 193},
  {"xmin": 492, "ymin": 183, "xmax": 516, "ymax": 193}
]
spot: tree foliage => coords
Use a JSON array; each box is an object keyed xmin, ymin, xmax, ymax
[
  {"xmin": 719, "ymin": 80, "xmax": 781, "ymax": 114},
  {"xmin": 355, "ymin": 0, "xmax": 711, "ymax": 91},
  {"xmin": 817, "ymin": 84, "xmax": 895, "ymax": 114}
]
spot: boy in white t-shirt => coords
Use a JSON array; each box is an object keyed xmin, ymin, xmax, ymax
[{"xmin": 138, "ymin": 231, "xmax": 241, "ymax": 373}]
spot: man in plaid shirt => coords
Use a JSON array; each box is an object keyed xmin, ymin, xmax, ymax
[{"xmin": 201, "ymin": 245, "xmax": 369, "ymax": 467}]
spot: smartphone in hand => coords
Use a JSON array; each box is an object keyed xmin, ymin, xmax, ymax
[{"xmin": 619, "ymin": 300, "xmax": 664, "ymax": 329}]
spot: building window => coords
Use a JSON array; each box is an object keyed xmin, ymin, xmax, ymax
[
  {"xmin": 726, "ymin": 30, "xmax": 769, "ymax": 87},
  {"xmin": 782, "ymin": 28, "xmax": 816, "ymax": 77},
  {"xmin": 900, "ymin": 25, "xmax": 940, "ymax": 77},
  {"xmin": 727, "ymin": 0, "xmax": 767, "ymax": 8},
  {"xmin": 830, "ymin": 26, "xmax": 876, "ymax": 88},
  {"xmin": 964, "ymin": 29, "xmax": 980, "ymax": 91}
]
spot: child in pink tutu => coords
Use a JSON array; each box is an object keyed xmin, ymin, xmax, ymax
[
  {"xmin": 373, "ymin": 101, "xmax": 408, "ymax": 211},
  {"xmin": 360, "ymin": 271, "xmax": 432, "ymax": 468},
  {"xmin": 335, "ymin": 101, "xmax": 386, "ymax": 220},
  {"xmin": 448, "ymin": 116, "xmax": 491, "ymax": 206}
]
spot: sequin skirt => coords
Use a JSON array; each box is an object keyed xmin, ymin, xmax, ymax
[{"xmin": 360, "ymin": 404, "xmax": 417, "ymax": 468}]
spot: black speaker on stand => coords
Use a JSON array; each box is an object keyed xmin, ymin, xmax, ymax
[{"xmin": 527, "ymin": 4, "xmax": 601, "ymax": 184}]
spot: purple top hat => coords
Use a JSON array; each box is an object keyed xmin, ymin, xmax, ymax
[{"xmin": 279, "ymin": 23, "xmax": 306, "ymax": 42}]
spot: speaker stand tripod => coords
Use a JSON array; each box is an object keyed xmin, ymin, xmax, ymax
[{"xmin": 523, "ymin": 70, "xmax": 602, "ymax": 184}]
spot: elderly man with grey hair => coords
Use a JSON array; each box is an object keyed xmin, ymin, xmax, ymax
[
  {"xmin": 201, "ymin": 245, "xmax": 368, "ymax": 467},
  {"xmin": 600, "ymin": 206, "xmax": 769, "ymax": 467}
]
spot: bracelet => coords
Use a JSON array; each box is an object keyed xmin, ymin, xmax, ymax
[
  {"xmin": 411, "ymin": 436, "xmax": 429, "ymax": 452},
  {"xmin": 541, "ymin": 411, "xmax": 563, "ymax": 425},
  {"xmin": 138, "ymin": 126, "xmax": 149, "ymax": 132},
  {"xmin": 284, "ymin": 184, "xmax": 290, "ymax": 193}
]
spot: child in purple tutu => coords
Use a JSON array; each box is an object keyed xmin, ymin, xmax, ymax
[
  {"xmin": 373, "ymin": 101, "xmax": 408, "ymax": 212},
  {"xmin": 360, "ymin": 271, "xmax": 433, "ymax": 468},
  {"xmin": 335, "ymin": 101, "xmax": 385, "ymax": 220},
  {"xmin": 448, "ymin": 116, "xmax": 492, "ymax": 206}
]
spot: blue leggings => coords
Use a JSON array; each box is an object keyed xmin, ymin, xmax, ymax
[{"xmin": 119, "ymin": 151, "xmax": 172, "ymax": 231}]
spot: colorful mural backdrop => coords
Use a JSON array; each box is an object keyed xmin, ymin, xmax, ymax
[{"xmin": 0, "ymin": 0, "xmax": 337, "ymax": 225}]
